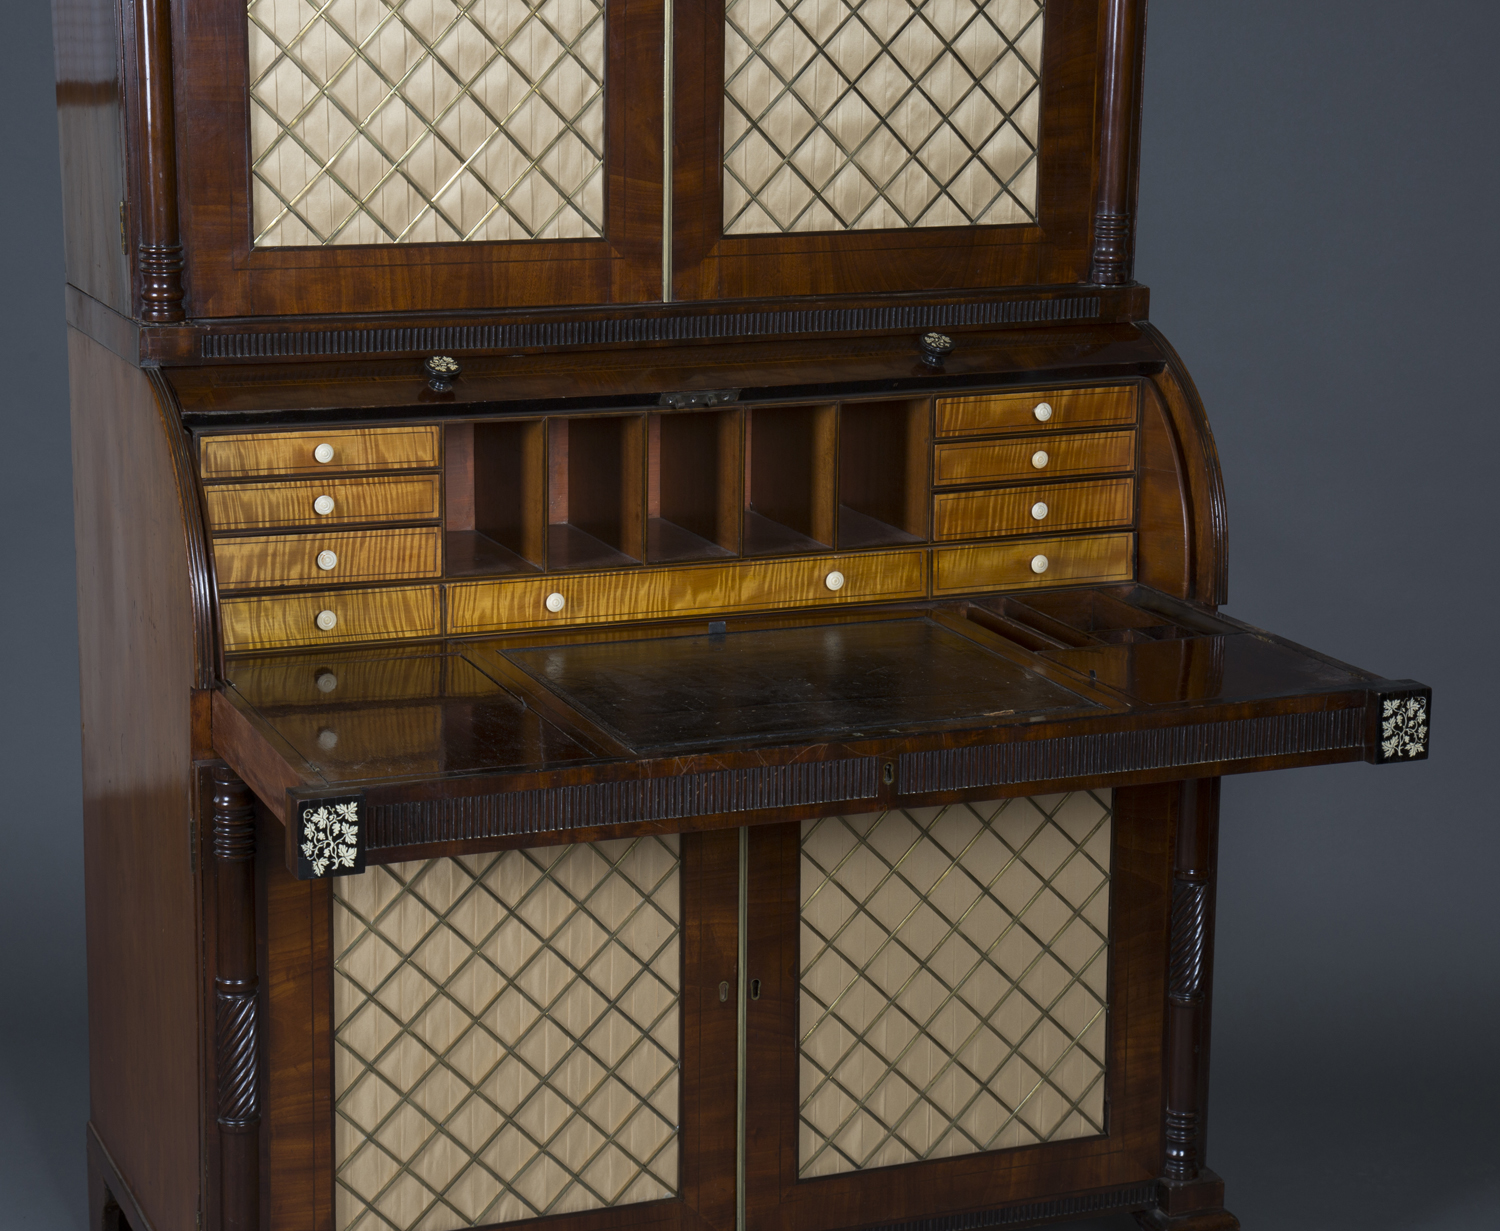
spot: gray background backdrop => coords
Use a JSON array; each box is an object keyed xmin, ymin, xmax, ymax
[{"xmin": 2, "ymin": 2, "xmax": 1496, "ymax": 1227}]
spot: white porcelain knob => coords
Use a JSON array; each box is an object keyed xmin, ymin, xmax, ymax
[
  {"xmin": 313, "ymin": 494, "xmax": 336, "ymax": 516},
  {"xmin": 315, "ymin": 609, "xmax": 338, "ymax": 631},
  {"xmin": 317, "ymin": 728, "xmax": 339, "ymax": 750},
  {"xmin": 313, "ymin": 442, "xmax": 336, "ymax": 464},
  {"xmin": 316, "ymin": 549, "xmax": 338, "ymax": 571},
  {"xmin": 315, "ymin": 671, "xmax": 338, "ymax": 693},
  {"xmin": 1033, "ymin": 402, "xmax": 1053, "ymax": 422},
  {"xmin": 1030, "ymin": 555, "xmax": 1049, "ymax": 574},
  {"xmin": 825, "ymin": 570, "xmax": 846, "ymax": 592},
  {"xmin": 1031, "ymin": 450, "xmax": 1049, "ymax": 470},
  {"xmin": 1031, "ymin": 502, "xmax": 1049, "ymax": 521},
  {"xmin": 545, "ymin": 592, "xmax": 566, "ymax": 613}
]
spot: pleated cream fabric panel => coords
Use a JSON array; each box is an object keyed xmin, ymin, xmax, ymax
[
  {"xmin": 723, "ymin": 0, "xmax": 1044, "ymax": 234},
  {"xmin": 799, "ymin": 792, "xmax": 1109, "ymax": 1178},
  {"xmin": 247, "ymin": 0, "xmax": 606, "ymax": 246},
  {"xmin": 333, "ymin": 838, "xmax": 681, "ymax": 1231}
]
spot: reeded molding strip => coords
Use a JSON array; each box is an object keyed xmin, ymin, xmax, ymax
[
  {"xmin": 365, "ymin": 758, "xmax": 881, "ymax": 850},
  {"xmin": 197, "ymin": 297, "xmax": 1100, "ymax": 359},
  {"xmin": 898, "ymin": 709, "xmax": 1365, "ymax": 794},
  {"xmin": 863, "ymin": 1182, "xmax": 1156, "ymax": 1231}
]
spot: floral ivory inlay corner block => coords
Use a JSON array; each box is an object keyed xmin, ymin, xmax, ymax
[
  {"xmin": 1376, "ymin": 690, "xmax": 1430, "ymax": 764},
  {"xmin": 296, "ymin": 795, "xmax": 366, "ymax": 878}
]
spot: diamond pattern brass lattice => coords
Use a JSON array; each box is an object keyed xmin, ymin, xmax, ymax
[
  {"xmin": 799, "ymin": 792, "xmax": 1110, "ymax": 1178},
  {"xmin": 247, "ymin": 0, "xmax": 606, "ymax": 246},
  {"xmin": 333, "ymin": 838, "xmax": 680, "ymax": 1231},
  {"xmin": 723, "ymin": 0, "xmax": 1044, "ymax": 234}
]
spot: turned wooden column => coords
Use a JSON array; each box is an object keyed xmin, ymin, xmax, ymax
[
  {"xmin": 1089, "ymin": 0, "xmax": 1147, "ymax": 285},
  {"xmin": 213, "ymin": 768, "xmax": 259, "ymax": 1231},
  {"xmin": 133, "ymin": 0, "xmax": 185, "ymax": 321}
]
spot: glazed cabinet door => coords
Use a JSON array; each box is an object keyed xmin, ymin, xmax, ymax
[{"xmin": 175, "ymin": 0, "xmax": 667, "ymax": 316}]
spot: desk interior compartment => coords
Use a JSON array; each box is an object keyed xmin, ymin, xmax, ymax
[
  {"xmin": 836, "ymin": 399, "xmax": 929, "ymax": 548},
  {"xmin": 445, "ymin": 419, "xmax": 547, "ymax": 576},
  {"xmin": 647, "ymin": 408, "xmax": 742, "ymax": 563},
  {"xmin": 743, "ymin": 403, "xmax": 838, "ymax": 555},
  {"xmin": 547, "ymin": 415, "xmax": 647, "ymax": 570}
]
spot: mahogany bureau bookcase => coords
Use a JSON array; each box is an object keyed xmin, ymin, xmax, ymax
[{"xmin": 52, "ymin": 3, "xmax": 1428, "ymax": 1231}]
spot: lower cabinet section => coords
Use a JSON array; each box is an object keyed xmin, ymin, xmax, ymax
[{"xmin": 263, "ymin": 789, "xmax": 1170, "ymax": 1231}]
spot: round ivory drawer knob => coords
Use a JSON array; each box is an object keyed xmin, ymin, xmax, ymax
[
  {"xmin": 315, "ymin": 671, "xmax": 338, "ymax": 693},
  {"xmin": 1031, "ymin": 450, "xmax": 1049, "ymax": 469},
  {"xmin": 313, "ymin": 494, "xmax": 336, "ymax": 516},
  {"xmin": 315, "ymin": 609, "xmax": 338, "ymax": 631},
  {"xmin": 1031, "ymin": 502, "xmax": 1049, "ymax": 521},
  {"xmin": 317, "ymin": 728, "xmax": 339, "ymax": 750},
  {"xmin": 316, "ymin": 549, "xmax": 339, "ymax": 571},
  {"xmin": 825, "ymin": 570, "xmax": 846, "ymax": 592},
  {"xmin": 313, "ymin": 442, "xmax": 336, "ymax": 464},
  {"xmin": 1030, "ymin": 554, "xmax": 1049, "ymax": 574},
  {"xmin": 1033, "ymin": 402, "xmax": 1054, "ymax": 422},
  {"xmin": 545, "ymin": 592, "xmax": 566, "ymax": 613}
]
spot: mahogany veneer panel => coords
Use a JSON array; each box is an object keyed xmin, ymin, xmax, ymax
[
  {"xmin": 221, "ymin": 584, "xmax": 441, "ymax": 651},
  {"xmin": 934, "ymin": 479, "xmax": 1136, "ymax": 542},
  {"xmin": 203, "ymin": 475, "xmax": 442, "ymax": 532},
  {"xmin": 213, "ymin": 526, "xmax": 441, "ymax": 590},
  {"xmin": 935, "ymin": 431, "xmax": 1137, "ymax": 486},
  {"xmin": 933, "ymin": 533, "xmax": 1135, "ymax": 595},
  {"xmin": 200, "ymin": 426, "xmax": 440, "ymax": 478}
]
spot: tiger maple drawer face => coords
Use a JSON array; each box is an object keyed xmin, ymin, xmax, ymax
[
  {"xmin": 934, "ymin": 431, "xmax": 1136, "ymax": 486},
  {"xmin": 199, "ymin": 426, "xmax": 440, "ymax": 479},
  {"xmin": 448, "ymin": 550, "xmax": 928, "ymax": 634},
  {"xmin": 935, "ymin": 386, "xmax": 1137, "ymax": 438},
  {"xmin": 220, "ymin": 585, "xmax": 441, "ymax": 652},
  {"xmin": 934, "ymin": 478, "xmax": 1135, "ymax": 542},
  {"xmin": 933, "ymin": 533, "xmax": 1135, "ymax": 595},
  {"xmin": 213, "ymin": 527, "xmax": 442, "ymax": 591},
  {"xmin": 203, "ymin": 475, "xmax": 442, "ymax": 532}
]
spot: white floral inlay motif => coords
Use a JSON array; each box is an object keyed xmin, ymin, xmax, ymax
[
  {"xmin": 301, "ymin": 801, "xmax": 360, "ymax": 876},
  {"xmin": 1381, "ymin": 696, "xmax": 1428, "ymax": 761}
]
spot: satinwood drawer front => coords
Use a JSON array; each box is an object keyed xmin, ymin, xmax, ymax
[
  {"xmin": 932, "ymin": 533, "xmax": 1135, "ymax": 595},
  {"xmin": 220, "ymin": 585, "xmax": 441, "ymax": 652},
  {"xmin": 224, "ymin": 654, "xmax": 444, "ymax": 704},
  {"xmin": 199, "ymin": 426, "xmax": 440, "ymax": 479},
  {"xmin": 213, "ymin": 527, "xmax": 442, "ymax": 590},
  {"xmin": 448, "ymin": 550, "xmax": 928, "ymax": 634},
  {"xmin": 933, "ymin": 479, "xmax": 1135, "ymax": 542},
  {"xmin": 935, "ymin": 386, "xmax": 1137, "ymax": 438},
  {"xmin": 203, "ymin": 475, "xmax": 442, "ymax": 532},
  {"xmin": 934, "ymin": 431, "xmax": 1136, "ymax": 486}
]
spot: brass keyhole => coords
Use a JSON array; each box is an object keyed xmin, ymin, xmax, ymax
[
  {"xmin": 750, "ymin": 979, "xmax": 761, "ymax": 1000},
  {"xmin": 718, "ymin": 981, "xmax": 729, "ymax": 1002}
]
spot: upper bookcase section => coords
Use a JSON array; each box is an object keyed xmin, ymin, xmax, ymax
[{"xmin": 56, "ymin": 0, "xmax": 1145, "ymax": 326}]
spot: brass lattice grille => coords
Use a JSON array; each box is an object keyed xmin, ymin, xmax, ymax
[
  {"xmin": 333, "ymin": 839, "xmax": 680, "ymax": 1231},
  {"xmin": 247, "ymin": 0, "xmax": 606, "ymax": 246},
  {"xmin": 798, "ymin": 792, "xmax": 1110, "ymax": 1178},
  {"xmin": 723, "ymin": 0, "xmax": 1043, "ymax": 234}
]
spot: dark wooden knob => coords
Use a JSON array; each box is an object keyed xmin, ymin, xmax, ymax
[
  {"xmin": 918, "ymin": 331, "xmax": 954, "ymax": 367},
  {"xmin": 424, "ymin": 355, "xmax": 461, "ymax": 391}
]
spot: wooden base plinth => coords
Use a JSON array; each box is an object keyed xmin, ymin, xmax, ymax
[{"xmin": 1134, "ymin": 1171, "xmax": 1240, "ymax": 1231}]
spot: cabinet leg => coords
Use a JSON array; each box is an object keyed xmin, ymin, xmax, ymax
[
  {"xmin": 1140, "ymin": 781, "xmax": 1240, "ymax": 1231},
  {"xmin": 212, "ymin": 767, "xmax": 260, "ymax": 1231}
]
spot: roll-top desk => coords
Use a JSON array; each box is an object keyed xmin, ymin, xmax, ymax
[{"xmin": 54, "ymin": 3, "xmax": 1428, "ymax": 1231}]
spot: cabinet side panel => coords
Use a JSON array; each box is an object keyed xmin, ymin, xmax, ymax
[
  {"xmin": 53, "ymin": 0, "xmax": 130, "ymax": 314},
  {"xmin": 71, "ymin": 328, "xmax": 202, "ymax": 1231}
]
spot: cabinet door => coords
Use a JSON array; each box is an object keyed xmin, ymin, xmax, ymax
[
  {"xmin": 742, "ymin": 789, "xmax": 1167, "ymax": 1229},
  {"xmin": 176, "ymin": 0, "xmax": 666, "ymax": 316},
  {"xmin": 669, "ymin": 0, "xmax": 1100, "ymax": 300}
]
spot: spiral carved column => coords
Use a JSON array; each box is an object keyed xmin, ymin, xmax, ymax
[{"xmin": 213, "ymin": 768, "xmax": 259, "ymax": 1231}]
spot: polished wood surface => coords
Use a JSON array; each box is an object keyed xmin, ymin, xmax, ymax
[
  {"xmin": 199, "ymin": 425, "xmax": 440, "ymax": 479},
  {"xmin": 448, "ymin": 549, "xmax": 928, "ymax": 634},
  {"xmin": 934, "ymin": 478, "xmax": 1136, "ymax": 542},
  {"xmin": 220, "ymin": 584, "xmax": 441, "ymax": 652},
  {"xmin": 933, "ymin": 533, "xmax": 1135, "ymax": 595},
  {"xmin": 937, "ymin": 384, "xmax": 1138, "ymax": 438},
  {"xmin": 935, "ymin": 430, "xmax": 1137, "ymax": 486},
  {"xmin": 212, "ymin": 526, "xmax": 441, "ymax": 590},
  {"xmin": 203, "ymin": 474, "xmax": 441, "ymax": 532},
  {"xmin": 70, "ymin": 329, "xmax": 202, "ymax": 1231}
]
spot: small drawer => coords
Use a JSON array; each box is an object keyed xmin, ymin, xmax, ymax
[
  {"xmin": 936, "ymin": 386, "xmax": 1137, "ymax": 437},
  {"xmin": 933, "ymin": 533, "xmax": 1135, "ymax": 596},
  {"xmin": 203, "ymin": 475, "xmax": 442, "ymax": 532},
  {"xmin": 199, "ymin": 426, "xmax": 440, "ymax": 479},
  {"xmin": 223, "ymin": 652, "xmax": 445, "ymax": 703},
  {"xmin": 220, "ymin": 585, "xmax": 441, "ymax": 652},
  {"xmin": 934, "ymin": 478, "xmax": 1135, "ymax": 542},
  {"xmin": 448, "ymin": 550, "xmax": 928, "ymax": 634},
  {"xmin": 934, "ymin": 431, "xmax": 1135, "ymax": 487},
  {"xmin": 213, "ymin": 527, "xmax": 442, "ymax": 591}
]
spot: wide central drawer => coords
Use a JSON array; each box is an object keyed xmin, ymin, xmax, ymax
[
  {"xmin": 934, "ymin": 431, "xmax": 1136, "ymax": 486},
  {"xmin": 203, "ymin": 475, "xmax": 442, "ymax": 531},
  {"xmin": 213, "ymin": 527, "xmax": 442, "ymax": 590},
  {"xmin": 448, "ymin": 550, "xmax": 928, "ymax": 634}
]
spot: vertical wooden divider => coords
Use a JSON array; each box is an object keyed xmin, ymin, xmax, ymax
[
  {"xmin": 811, "ymin": 405, "xmax": 838, "ymax": 547},
  {"xmin": 717, "ymin": 409, "xmax": 744, "ymax": 553},
  {"xmin": 620, "ymin": 415, "xmax": 648, "ymax": 562}
]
